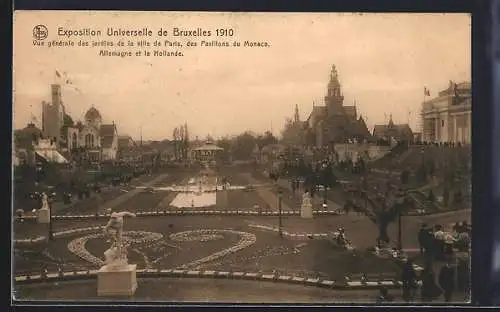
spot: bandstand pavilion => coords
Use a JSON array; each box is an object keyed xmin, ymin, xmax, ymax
[{"xmin": 191, "ymin": 140, "xmax": 224, "ymax": 165}]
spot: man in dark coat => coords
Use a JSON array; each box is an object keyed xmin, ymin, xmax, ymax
[
  {"xmin": 401, "ymin": 259, "xmax": 417, "ymax": 302},
  {"xmin": 438, "ymin": 262, "xmax": 456, "ymax": 302},
  {"xmin": 418, "ymin": 223, "xmax": 430, "ymax": 256},
  {"xmin": 420, "ymin": 263, "xmax": 442, "ymax": 302}
]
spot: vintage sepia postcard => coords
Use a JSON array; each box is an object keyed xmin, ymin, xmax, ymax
[{"xmin": 12, "ymin": 11, "xmax": 471, "ymax": 304}]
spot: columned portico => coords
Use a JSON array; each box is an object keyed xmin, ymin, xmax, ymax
[{"xmin": 421, "ymin": 81, "xmax": 471, "ymax": 144}]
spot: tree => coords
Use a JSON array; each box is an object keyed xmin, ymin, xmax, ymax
[
  {"xmin": 344, "ymin": 190, "xmax": 414, "ymax": 246},
  {"xmin": 172, "ymin": 128, "xmax": 179, "ymax": 159},
  {"xmin": 320, "ymin": 162, "xmax": 336, "ymax": 204},
  {"xmin": 216, "ymin": 136, "xmax": 232, "ymax": 162},
  {"xmin": 256, "ymin": 131, "xmax": 278, "ymax": 149},
  {"xmin": 232, "ymin": 131, "xmax": 257, "ymax": 160},
  {"xmin": 400, "ymin": 169, "xmax": 410, "ymax": 185},
  {"xmin": 63, "ymin": 114, "xmax": 74, "ymax": 127}
]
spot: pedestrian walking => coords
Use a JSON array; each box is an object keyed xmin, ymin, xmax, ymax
[
  {"xmin": 401, "ymin": 259, "xmax": 417, "ymax": 302},
  {"xmin": 434, "ymin": 225, "xmax": 445, "ymax": 260},
  {"xmin": 375, "ymin": 287, "xmax": 394, "ymax": 304},
  {"xmin": 438, "ymin": 262, "xmax": 455, "ymax": 302},
  {"xmin": 420, "ymin": 262, "xmax": 442, "ymax": 302}
]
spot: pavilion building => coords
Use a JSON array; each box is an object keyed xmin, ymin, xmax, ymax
[
  {"xmin": 421, "ymin": 80, "xmax": 471, "ymax": 144},
  {"xmin": 190, "ymin": 140, "xmax": 224, "ymax": 165},
  {"xmin": 304, "ymin": 65, "xmax": 372, "ymax": 149}
]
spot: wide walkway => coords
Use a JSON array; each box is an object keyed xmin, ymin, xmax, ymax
[
  {"xmin": 240, "ymin": 173, "xmax": 292, "ymax": 212},
  {"xmin": 276, "ymin": 178, "xmax": 344, "ymax": 211},
  {"xmin": 96, "ymin": 173, "xmax": 170, "ymax": 214},
  {"xmin": 15, "ymin": 277, "xmax": 464, "ymax": 303}
]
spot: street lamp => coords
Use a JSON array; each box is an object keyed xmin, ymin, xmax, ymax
[
  {"xmin": 278, "ymin": 187, "xmax": 283, "ymax": 237},
  {"xmin": 396, "ymin": 188, "xmax": 406, "ymax": 251},
  {"xmin": 321, "ymin": 161, "xmax": 330, "ymax": 207},
  {"xmin": 48, "ymin": 196, "xmax": 54, "ymax": 241}
]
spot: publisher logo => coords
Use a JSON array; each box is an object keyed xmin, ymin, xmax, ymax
[{"xmin": 33, "ymin": 25, "xmax": 48, "ymax": 40}]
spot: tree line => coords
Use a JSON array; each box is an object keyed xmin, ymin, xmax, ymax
[{"xmin": 216, "ymin": 130, "xmax": 278, "ymax": 161}]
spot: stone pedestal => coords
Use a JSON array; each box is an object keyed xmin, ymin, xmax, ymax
[
  {"xmin": 36, "ymin": 208, "xmax": 50, "ymax": 224},
  {"xmin": 301, "ymin": 203, "xmax": 313, "ymax": 219},
  {"xmin": 97, "ymin": 264, "xmax": 137, "ymax": 297}
]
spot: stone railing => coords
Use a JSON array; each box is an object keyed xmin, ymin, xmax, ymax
[
  {"xmin": 14, "ymin": 209, "xmax": 343, "ymax": 222},
  {"xmin": 13, "ymin": 268, "xmax": 404, "ymax": 290}
]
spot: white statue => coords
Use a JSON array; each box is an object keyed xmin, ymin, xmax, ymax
[
  {"xmin": 41, "ymin": 192, "xmax": 49, "ymax": 210},
  {"xmin": 103, "ymin": 211, "xmax": 136, "ymax": 268},
  {"xmin": 302, "ymin": 191, "xmax": 312, "ymax": 206},
  {"xmin": 36, "ymin": 192, "xmax": 50, "ymax": 223},
  {"xmin": 301, "ymin": 191, "xmax": 313, "ymax": 219}
]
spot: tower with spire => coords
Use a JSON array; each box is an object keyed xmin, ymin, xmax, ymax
[{"xmin": 324, "ymin": 65, "xmax": 344, "ymax": 115}]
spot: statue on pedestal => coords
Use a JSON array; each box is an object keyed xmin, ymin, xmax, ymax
[
  {"xmin": 36, "ymin": 192, "xmax": 51, "ymax": 224},
  {"xmin": 301, "ymin": 191, "xmax": 313, "ymax": 219},
  {"xmin": 40, "ymin": 192, "xmax": 49, "ymax": 210},
  {"xmin": 103, "ymin": 211, "xmax": 136, "ymax": 268}
]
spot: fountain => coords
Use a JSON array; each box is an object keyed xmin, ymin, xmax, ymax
[{"xmin": 169, "ymin": 165, "xmax": 219, "ymax": 208}]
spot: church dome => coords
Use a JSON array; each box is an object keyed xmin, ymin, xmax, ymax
[
  {"xmin": 85, "ymin": 106, "xmax": 102, "ymax": 121},
  {"xmin": 19, "ymin": 123, "xmax": 43, "ymax": 137}
]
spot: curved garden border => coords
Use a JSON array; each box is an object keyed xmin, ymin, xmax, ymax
[{"xmin": 14, "ymin": 226, "xmax": 419, "ymax": 291}]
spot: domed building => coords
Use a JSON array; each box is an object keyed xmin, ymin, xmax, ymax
[{"xmin": 66, "ymin": 105, "xmax": 119, "ymax": 164}]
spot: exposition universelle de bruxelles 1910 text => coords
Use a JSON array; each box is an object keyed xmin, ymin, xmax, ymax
[{"xmin": 32, "ymin": 27, "xmax": 272, "ymax": 57}]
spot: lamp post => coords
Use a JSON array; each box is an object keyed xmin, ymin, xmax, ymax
[
  {"xmin": 48, "ymin": 196, "xmax": 54, "ymax": 241},
  {"xmin": 397, "ymin": 207, "xmax": 402, "ymax": 251},
  {"xmin": 322, "ymin": 161, "xmax": 328, "ymax": 206},
  {"xmin": 278, "ymin": 187, "xmax": 283, "ymax": 237},
  {"xmin": 397, "ymin": 188, "xmax": 405, "ymax": 251}
]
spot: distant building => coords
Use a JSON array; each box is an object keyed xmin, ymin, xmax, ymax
[
  {"xmin": 421, "ymin": 80, "xmax": 471, "ymax": 144},
  {"xmin": 42, "ymin": 84, "xmax": 66, "ymax": 146},
  {"xmin": 33, "ymin": 138, "xmax": 68, "ymax": 164},
  {"xmin": 118, "ymin": 135, "xmax": 136, "ymax": 149},
  {"xmin": 100, "ymin": 124, "xmax": 119, "ymax": 161},
  {"xmin": 304, "ymin": 65, "xmax": 371, "ymax": 148},
  {"xmin": 13, "ymin": 123, "xmax": 68, "ymax": 166},
  {"xmin": 66, "ymin": 106, "xmax": 119, "ymax": 163},
  {"xmin": 13, "ymin": 122, "xmax": 44, "ymax": 166},
  {"xmin": 372, "ymin": 115, "xmax": 413, "ymax": 143}
]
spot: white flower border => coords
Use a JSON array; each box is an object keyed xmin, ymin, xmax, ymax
[{"xmin": 67, "ymin": 231, "xmax": 163, "ymax": 267}]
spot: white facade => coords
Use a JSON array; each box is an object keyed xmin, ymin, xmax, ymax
[
  {"xmin": 33, "ymin": 139, "xmax": 68, "ymax": 163},
  {"xmin": 422, "ymin": 81, "xmax": 471, "ymax": 144},
  {"xmin": 333, "ymin": 143, "xmax": 391, "ymax": 162},
  {"xmin": 102, "ymin": 130, "xmax": 119, "ymax": 161}
]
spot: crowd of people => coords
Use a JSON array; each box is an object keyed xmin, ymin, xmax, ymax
[{"xmin": 418, "ymin": 222, "xmax": 471, "ymax": 260}]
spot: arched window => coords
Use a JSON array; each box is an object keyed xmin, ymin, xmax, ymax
[
  {"xmin": 85, "ymin": 134, "xmax": 92, "ymax": 148},
  {"xmin": 90, "ymin": 135, "xmax": 94, "ymax": 148},
  {"xmin": 72, "ymin": 133, "xmax": 77, "ymax": 148}
]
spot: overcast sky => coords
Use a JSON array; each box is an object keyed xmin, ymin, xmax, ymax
[{"xmin": 13, "ymin": 11, "xmax": 470, "ymax": 141}]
